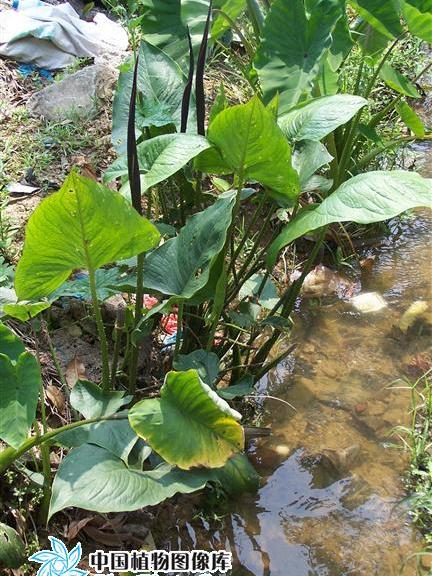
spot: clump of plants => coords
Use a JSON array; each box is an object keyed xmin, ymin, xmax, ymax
[{"xmin": 0, "ymin": 0, "xmax": 431, "ymax": 568}]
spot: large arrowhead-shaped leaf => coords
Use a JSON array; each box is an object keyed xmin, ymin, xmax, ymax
[
  {"xmin": 15, "ymin": 172, "xmax": 160, "ymax": 300},
  {"xmin": 350, "ymin": 0, "xmax": 403, "ymax": 39},
  {"xmin": 129, "ymin": 370, "xmax": 244, "ymax": 469},
  {"xmin": 57, "ymin": 417, "xmax": 138, "ymax": 463},
  {"xmin": 139, "ymin": 0, "xmax": 209, "ymax": 64},
  {"xmin": 403, "ymin": 0, "xmax": 432, "ymax": 42},
  {"xmin": 254, "ymin": 0, "xmax": 342, "ymax": 113},
  {"xmin": 112, "ymin": 42, "xmax": 193, "ymax": 153},
  {"xmin": 104, "ymin": 134, "xmax": 210, "ymax": 192},
  {"xmin": 196, "ymin": 97, "xmax": 300, "ymax": 203},
  {"xmin": 206, "ymin": 453, "xmax": 260, "ymax": 494},
  {"xmin": 0, "ymin": 324, "xmax": 40, "ymax": 449},
  {"xmin": 143, "ymin": 191, "xmax": 236, "ymax": 300},
  {"xmin": 48, "ymin": 444, "xmax": 210, "ymax": 518},
  {"xmin": 173, "ymin": 349, "xmax": 220, "ymax": 387},
  {"xmin": 70, "ymin": 380, "xmax": 132, "ymax": 419},
  {"xmin": 267, "ymin": 171, "xmax": 432, "ymax": 267},
  {"xmin": 278, "ymin": 95, "xmax": 368, "ymax": 142},
  {"xmin": 0, "ymin": 322, "xmax": 25, "ymax": 361}
]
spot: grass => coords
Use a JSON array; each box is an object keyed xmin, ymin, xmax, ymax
[{"xmin": 393, "ymin": 371, "xmax": 432, "ymax": 574}]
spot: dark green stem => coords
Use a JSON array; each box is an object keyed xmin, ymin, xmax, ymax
[{"xmin": 88, "ymin": 266, "xmax": 110, "ymax": 390}]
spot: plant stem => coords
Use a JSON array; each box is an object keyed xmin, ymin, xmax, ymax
[
  {"xmin": 129, "ymin": 252, "xmax": 145, "ymax": 394},
  {"xmin": 31, "ymin": 321, "xmax": 51, "ymax": 524},
  {"xmin": 88, "ymin": 266, "xmax": 110, "ymax": 390},
  {"xmin": 110, "ymin": 308, "xmax": 125, "ymax": 387},
  {"xmin": 174, "ymin": 302, "xmax": 184, "ymax": 361},
  {"xmin": 0, "ymin": 414, "xmax": 128, "ymax": 474}
]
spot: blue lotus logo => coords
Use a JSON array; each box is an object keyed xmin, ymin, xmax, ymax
[{"xmin": 29, "ymin": 536, "xmax": 88, "ymax": 576}]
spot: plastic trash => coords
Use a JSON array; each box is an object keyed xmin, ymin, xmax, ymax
[{"xmin": 0, "ymin": 0, "xmax": 128, "ymax": 69}]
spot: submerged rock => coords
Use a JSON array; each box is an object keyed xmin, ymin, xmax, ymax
[
  {"xmin": 349, "ymin": 292, "xmax": 387, "ymax": 313},
  {"xmin": 293, "ymin": 264, "xmax": 354, "ymax": 298},
  {"xmin": 398, "ymin": 300, "xmax": 429, "ymax": 332}
]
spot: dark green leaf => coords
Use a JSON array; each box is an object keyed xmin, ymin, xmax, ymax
[
  {"xmin": 174, "ymin": 349, "xmax": 220, "ymax": 387},
  {"xmin": 71, "ymin": 380, "xmax": 132, "ymax": 419},
  {"xmin": 350, "ymin": 0, "xmax": 403, "ymax": 39},
  {"xmin": 0, "ymin": 523, "xmax": 25, "ymax": 569},
  {"xmin": 0, "ymin": 322, "xmax": 25, "ymax": 362},
  {"xmin": 129, "ymin": 370, "xmax": 244, "ymax": 469},
  {"xmin": 379, "ymin": 63, "xmax": 421, "ymax": 98},
  {"xmin": 218, "ymin": 375, "xmax": 255, "ymax": 399}
]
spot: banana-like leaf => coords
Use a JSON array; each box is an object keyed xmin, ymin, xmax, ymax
[
  {"xmin": 129, "ymin": 370, "xmax": 244, "ymax": 469},
  {"xmin": 112, "ymin": 42, "xmax": 193, "ymax": 154},
  {"xmin": 0, "ymin": 325, "xmax": 40, "ymax": 449},
  {"xmin": 267, "ymin": 171, "xmax": 432, "ymax": 267},
  {"xmin": 403, "ymin": 0, "xmax": 432, "ymax": 42},
  {"xmin": 48, "ymin": 444, "xmax": 210, "ymax": 518},
  {"xmin": 254, "ymin": 0, "xmax": 342, "ymax": 113},
  {"xmin": 143, "ymin": 191, "xmax": 236, "ymax": 300},
  {"xmin": 379, "ymin": 63, "xmax": 421, "ymax": 98},
  {"xmin": 104, "ymin": 134, "xmax": 210, "ymax": 192},
  {"xmin": 395, "ymin": 101, "xmax": 425, "ymax": 137},
  {"xmin": 197, "ymin": 97, "xmax": 300, "ymax": 203},
  {"xmin": 350, "ymin": 0, "xmax": 403, "ymax": 39},
  {"xmin": 15, "ymin": 172, "xmax": 160, "ymax": 300},
  {"xmin": 278, "ymin": 95, "xmax": 367, "ymax": 142}
]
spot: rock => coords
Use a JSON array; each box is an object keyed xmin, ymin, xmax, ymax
[
  {"xmin": 27, "ymin": 64, "xmax": 117, "ymax": 121},
  {"xmin": 398, "ymin": 300, "xmax": 429, "ymax": 333},
  {"xmin": 349, "ymin": 292, "xmax": 387, "ymax": 313},
  {"xmin": 292, "ymin": 264, "xmax": 353, "ymax": 298},
  {"xmin": 320, "ymin": 444, "xmax": 361, "ymax": 475}
]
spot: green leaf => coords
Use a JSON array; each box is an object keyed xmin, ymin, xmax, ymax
[
  {"xmin": 3, "ymin": 301, "xmax": 50, "ymax": 322},
  {"xmin": 379, "ymin": 63, "xmax": 421, "ymax": 98},
  {"xmin": 403, "ymin": 0, "xmax": 432, "ymax": 42},
  {"xmin": 0, "ymin": 352, "xmax": 40, "ymax": 448},
  {"xmin": 53, "ymin": 268, "xmax": 136, "ymax": 302},
  {"xmin": 197, "ymin": 97, "xmax": 300, "ymax": 203},
  {"xmin": 278, "ymin": 95, "xmax": 367, "ymax": 142},
  {"xmin": 173, "ymin": 350, "xmax": 220, "ymax": 387},
  {"xmin": 129, "ymin": 370, "xmax": 244, "ymax": 469},
  {"xmin": 328, "ymin": 12, "xmax": 354, "ymax": 70},
  {"xmin": 292, "ymin": 140, "xmax": 333, "ymax": 187},
  {"xmin": 206, "ymin": 453, "xmax": 259, "ymax": 494},
  {"xmin": 0, "ymin": 523, "xmax": 25, "ymax": 569},
  {"xmin": 208, "ymin": 83, "xmax": 229, "ymax": 126},
  {"xmin": 238, "ymin": 273, "xmax": 279, "ymax": 309},
  {"xmin": 48, "ymin": 444, "xmax": 210, "ymax": 518},
  {"xmin": 218, "ymin": 375, "xmax": 255, "ymax": 400},
  {"xmin": 15, "ymin": 172, "xmax": 160, "ymax": 301},
  {"xmin": 357, "ymin": 21, "xmax": 390, "ymax": 61},
  {"xmin": 0, "ymin": 322, "xmax": 25, "ymax": 361},
  {"xmin": 71, "ymin": 380, "xmax": 132, "ymax": 419},
  {"xmin": 350, "ymin": 0, "xmax": 403, "ymax": 39},
  {"xmin": 139, "ymin": 0, "xmax": 210, "ymax": 64},
  {"xmin": 212, "ymin": 0, "xmax": 246, "ymax": 38},
  {"xmin": 57, "ymin": 417, "xmax": 138, "ymax": 463},
  {"xmin": 254, "ymin": 0, "xmax": 342, "ymax": 113},
  {"xmin": 112, "ymin": 42, "xmax": 192, "ymax": 154},
  {"xmin": 104, "ymin": 134, "xmax": 210, "ymax": 192},
  {"xmin": 395, "ymin": 101, "xmax": 425, "ymax": 137},
  {"xmin": 143, "ymin": 191, "xmax": 236, "ymax": 301},
  {"xmin": 267, "ymin": 171, "xmax": 432, "ymax": 267}
]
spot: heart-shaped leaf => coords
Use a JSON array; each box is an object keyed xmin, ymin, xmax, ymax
[
  {"xmin": 104, "ymin": 134, "xmax": 210, "ymax": 192},
  {"xmin": 70, "ymin": 380, "xmax": 132, "ymax": 419},
  {"xmin": 173, "ymin": 349, "xmax": 220, "ymax": 387},
  {"xmin": 403, "ymin": 0, "xmax": 432, "ymax": 42},
  {"xmin": 196, "ymin": 97, "xmax": 300, "ymax": 204},
  {"xmin": 143, "ymin": 191, "xmax": 236, "ymax": 300},
  {"xmin": 267, "ymin": 171, "xmax": 432, "ymax": 267},
  {"xmin": 0, "ymin": 322, "xmax": 25, "ymax": 361},
  {"xmin": 15, "ymin": 172, "xmax": 160, "ymax": 300},
  {"xmin": 129, "ymin": 370, "xmax": 244, "ymax": 469},
  {"xmin": 48, "ymin": 444, "xmax": 210, "ymax": 518},
  {"xmin": 254, "ymin": 0, "xmax": 342, "ymax": 113},
  {"xmin": 0, "ymin": 350, "xmax": 41, "ymax": 448}
]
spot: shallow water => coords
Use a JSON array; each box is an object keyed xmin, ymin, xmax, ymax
[{"xmin": 164, "ymin": 152, "xmax": 432, "ymax": 575}]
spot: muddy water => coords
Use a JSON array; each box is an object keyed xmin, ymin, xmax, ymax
[{"xmin": 167, "ymin": 153, "xmax": 432, "ymax": 575}]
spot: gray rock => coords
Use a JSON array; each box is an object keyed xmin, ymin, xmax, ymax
[{"xmin": 27, "ymin": 64, "xmax": 117, "ymax": 121}]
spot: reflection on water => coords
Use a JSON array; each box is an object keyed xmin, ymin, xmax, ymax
[{"xmin": 163, "ymin": 152, "xmax": 432, "ymax": 575}]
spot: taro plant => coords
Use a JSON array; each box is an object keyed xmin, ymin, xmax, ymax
[{"xmin": 0, "ymin": 322, "xmax": 258, "ymax": 523}]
